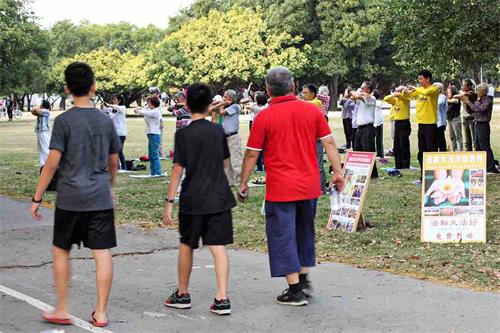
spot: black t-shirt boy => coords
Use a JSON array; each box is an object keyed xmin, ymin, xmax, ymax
[{"xmin": 174, "ymin": 118, "xmax": 236, "ymax": 215}]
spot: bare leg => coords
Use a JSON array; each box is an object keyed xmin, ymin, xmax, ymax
[
  {"xmin": 178, "ymin": 243, "xmax": 193, "ymax": 295},
  {"xmin": 51, "ymin": 246, "xmax": 71, "ymax": 318},
  {"xmin": 285, "ymin": 272, "xmax": 299, "ymax": 285},
  {"xmin": 209, "ymin": 245, "xmax": 229, "ymax": 300},
  {"xmin": 92, "ymin": 249, "xmax": 113, "ymax": 323}
]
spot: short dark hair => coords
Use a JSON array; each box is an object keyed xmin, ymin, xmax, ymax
[
  {"xmin": 448, "ymin": 85, "xmax": 459, "ymax": 95},
  {"xmin": 462, "ymin": 78, "xmax": 474, "ymax": 89},
  {"xmin": 302, "ymin": 83, "xmax": 318, "ymax": 96},
  {"xmin": 418, "ymin": 69, "xmax": 433, "ymax": 81},
  {"xmin": 64, "ymin": 62, "xmax": 95, "ymax": 97},
  {"xmin": 41, "ymin": 99, "xmax": 50, "ymax": 110},
  {"xmin": 113, "ymin": 94, "xmax": 124, "ymax": 105},
  {"xmin": 148, "ymin": 96, "xmax": 160, "ymax": 108},
  {"xmin": 187, "ymin": 83, "xmax": 213, "ymax": 114},
  {"xmin": 372, "ymin": 89, "xmax": 381, "ymax": 100},
  {"xmin": 362, "ymin": 81, "xmax": 373, "ymax": 93},
  {"xmin": 255, "ymin": 92, "xmax": 267, "ymax": 106}
]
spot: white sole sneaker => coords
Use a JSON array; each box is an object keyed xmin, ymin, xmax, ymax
[
  {"xmin": 164, "ymin": 302, "xmax": 191, "ymax": 309},
  {"xmin": 210, "ymin": 308, "xmax": 231, "ymax": 315},
  {"xmin": 277, "ymin": 299, "xmax": 308, "ymax": 306}
]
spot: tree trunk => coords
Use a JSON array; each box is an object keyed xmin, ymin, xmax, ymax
[
  {"xmin": 27, "ymin": 94, "xmax": 33, "ymax": 111},
  {"xmin": 328, "ymin": 75, "xmax": 339, "ymax": 111},
  {"xmin": 14, "ymin": 93, "xmax": 26, "ymax": 111},
  {"xmin": 59, "ymin": 96, "xmax": 66, "ymax": 111}
]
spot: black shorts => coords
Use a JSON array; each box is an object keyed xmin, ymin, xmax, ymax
[
  {"xmin": 179, "ymin": 210, "xmax": 233, "ymax": 249},
  {"xmin": 53, "ymin": 207, "xmax": 117, "ymax": 250}
]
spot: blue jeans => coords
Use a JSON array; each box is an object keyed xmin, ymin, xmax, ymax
[
  {"xmin": 265, "ymin": 199, "xmax": 318, "ymax": 277},
  {"xmin": 147, "ymin": 134, "xmax": 161, "ymax": 175}
]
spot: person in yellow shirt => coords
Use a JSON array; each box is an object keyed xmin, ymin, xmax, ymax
[
  {"xmin": 384, "ymin": 86, "xmax": 411, "ymax": 169},
  {"xmin": 302, "ymin": 83, "xmax": 327, "ymax": 193},
  {"xmin": 302, "ymin": 84, "xmax": 324, "ymax": 111},
  {"xmin": 403, "ymin": 70, "xmax": 439, "ymax": 181}
]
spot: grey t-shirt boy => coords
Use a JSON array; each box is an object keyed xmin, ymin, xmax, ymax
[{"xmin": 49, "ymin": 107, "xmax": 121, "ymax": 211}]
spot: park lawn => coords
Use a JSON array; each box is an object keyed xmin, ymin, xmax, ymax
[{"xmin": 0, "ymin": 111, "xmax": 499, "ymax": 291}]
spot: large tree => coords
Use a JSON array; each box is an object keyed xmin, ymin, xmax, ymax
[
  {"xmin": 390, "ymin": 0, "xmax": 500, "ymax": 81},
  {"xmin": 0, "ymin": 0, "xmax": 50, "ymax": 109},
  {"xmin": 148, "ymin": 7, "xmax": 310, "ymax": 93},
  {"xmin": 49, "ymin": 49, "xmax": 148, "ymax": 107}
]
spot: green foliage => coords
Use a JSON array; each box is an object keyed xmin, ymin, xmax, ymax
[
  {"xmin": 49, "ymin": 49, "xmax": 148, "ymax": 106},
  {"xmin": 0, "ymin": 0, "xmax": 50, "ymax": 95},
  {"xmin": 147, "ymin": 7, "xmax": 311, "ymax": 92},
  {"xmin": 390, "ymin": 0, "xmax": 500, "ymax": 79},
  {"xmin": 49, "ymin": 20, "xmax": 164, "ymax": 61}
]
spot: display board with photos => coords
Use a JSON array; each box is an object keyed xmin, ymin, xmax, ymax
[
  {"xmin": 421, "ymin": 152, "xmax": 487, "ymax": 243},
  {"xmin": 327, "ymin": 151, "xmax": 375, "ymax": 233}
]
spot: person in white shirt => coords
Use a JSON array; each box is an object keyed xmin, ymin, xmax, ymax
[
  {"xmin": 350, "ymin": 81, "xmax": 378, "ymax": 178},
  {"xmin": 249, "ymin": 91, "xmax": 268, "ymax": 172},
  {"xmin": 135, "ymin": 96, "xmax": 162, "ymax": 176},
  {"xmin": 373, "ymin": 89, "xmax": 385, "ymax": 159},
  {"xmin": 149, "ymin": 88, "xmax": 165, "ymax": 158},
  {"xmin": 31, "ymin": 99, "xmax": 51, "ymax": 166},
  {"xmin": 487, "ymin": 84, "xmax": 495, "ymax": 101},
  {"xmin": 104, "ymin": 95, "xmax": 128, "ymax": 170}
]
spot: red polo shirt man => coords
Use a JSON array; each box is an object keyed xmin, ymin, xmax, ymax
[{"xmin": 239, "ymin": 67, "xmax": 344, "ymax": 306}]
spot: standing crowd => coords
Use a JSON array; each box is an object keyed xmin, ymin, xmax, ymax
[{"xmin": 28, "ymin": 61, "xmax": 497, "ymax": 328}]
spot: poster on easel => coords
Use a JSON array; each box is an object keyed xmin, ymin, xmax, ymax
[
  {"xmin": 326, "ymin": 151, "xmax": 376, "ymax": 232},
  {"xmin": 421, "ymin": 152, "xmax": 487, "ymax": 243}
]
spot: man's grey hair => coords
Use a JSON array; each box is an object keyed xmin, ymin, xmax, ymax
[
  {"xmin": 224, "ymin": 89, "xmax": 237, "ymax": 102},
  {"xmin": 318, "ymin": 86, "xmax": 329, "ymax": 95},
  {"xmin": 476, "ymin": 83, "xmax": 488, "ymax": 94},
  {"xmin": 265, "ymin": 67, "xmax": 294, "ymax": 96}
]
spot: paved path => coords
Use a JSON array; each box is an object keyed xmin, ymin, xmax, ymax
[{"xmin": 0, "ymin": 195, "xmax": 499, "ymax": 333}]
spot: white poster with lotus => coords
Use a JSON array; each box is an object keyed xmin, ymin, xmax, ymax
[{"xmin": 421, "ymin": 152, "xmax": 487, "ymax": 243}]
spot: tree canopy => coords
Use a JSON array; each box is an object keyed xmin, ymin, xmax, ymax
[{"xmin": 2, "ymin": 0, "xmax": 499, "ymax": 105}]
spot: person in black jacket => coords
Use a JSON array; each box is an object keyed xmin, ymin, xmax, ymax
[{"xmin": 446, "ymin": 86, "xmax": 463, "ymax": 151}]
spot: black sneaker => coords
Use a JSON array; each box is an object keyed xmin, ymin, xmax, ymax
[
  {"xmin": 210, "ymin": 298, "xmax": 231, "ymax": 315},
  {"xmin": 164, "ymin": 290, "xmax": 191, "ymax": 309},
  {"xmin": 276, "ymin": 289, "xmax": 308, "ymax": 306},
  {"xmin": 300, "ymin": 279, "xmax": 313, "ymax": 298}
]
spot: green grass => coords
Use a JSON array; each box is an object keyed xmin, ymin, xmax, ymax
[{"xmin": 0, "ymin": 111, "xmax": 499, "ymax": 291}]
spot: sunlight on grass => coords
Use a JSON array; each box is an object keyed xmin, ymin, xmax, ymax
[{"xmin": 0, "ymin": 111, "xmax": 498, "ymax": 291}]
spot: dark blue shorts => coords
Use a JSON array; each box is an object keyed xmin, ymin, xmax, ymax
[{"xmin": 265, "ymin": 199, "xmax": 318, "ymax": 277}]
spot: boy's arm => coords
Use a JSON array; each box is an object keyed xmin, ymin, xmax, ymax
[
  {"xmin": 31, "ymin": 150, "xmax": 62, "ymax": 220},
  {"xmin": 163, "ymin": 163, "xmax": 184, "ymax": 226},
  {"xmin": 108, "ymin": 153, "xmax": 119, "ymax": 187}
]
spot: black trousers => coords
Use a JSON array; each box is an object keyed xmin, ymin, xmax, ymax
[
  {"xmin": 342, "ymin": 118, "xmax": 353, "ymax": 148},
  {"xmin": 355, "ymin": 124, "xmax": 378, "ymax": 178},
  {"xmin": 7, "ymin": 109, "xmax": 13, "ymax": 120},
  {"xmin": 418, "ymin": 124, "xmax": 438, "ymax": 177},
  {"xmin": 475, "ymin": 122, "xmax": 496, "ymax": 172},
  {"xmin": 249, "ymin": 121, "xmax": 264, "ymax": 171},
  {"xmin": 437, "ymin": 126, "xmax": 447, "ymax": 152},
  {"xmin": 352, "ymin": 128, "xmax": 359, "ymax": 151},
  {"xmin": 375, "ymin": 124, "xmax": 384, "ymax": 158},
  {"xmin": 119, "ymin": 136, "xmax": 127, "ymax": 170},
  {"xmin": 394, "ymin": 120, "xmax": 411, "ymax": 169}
]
